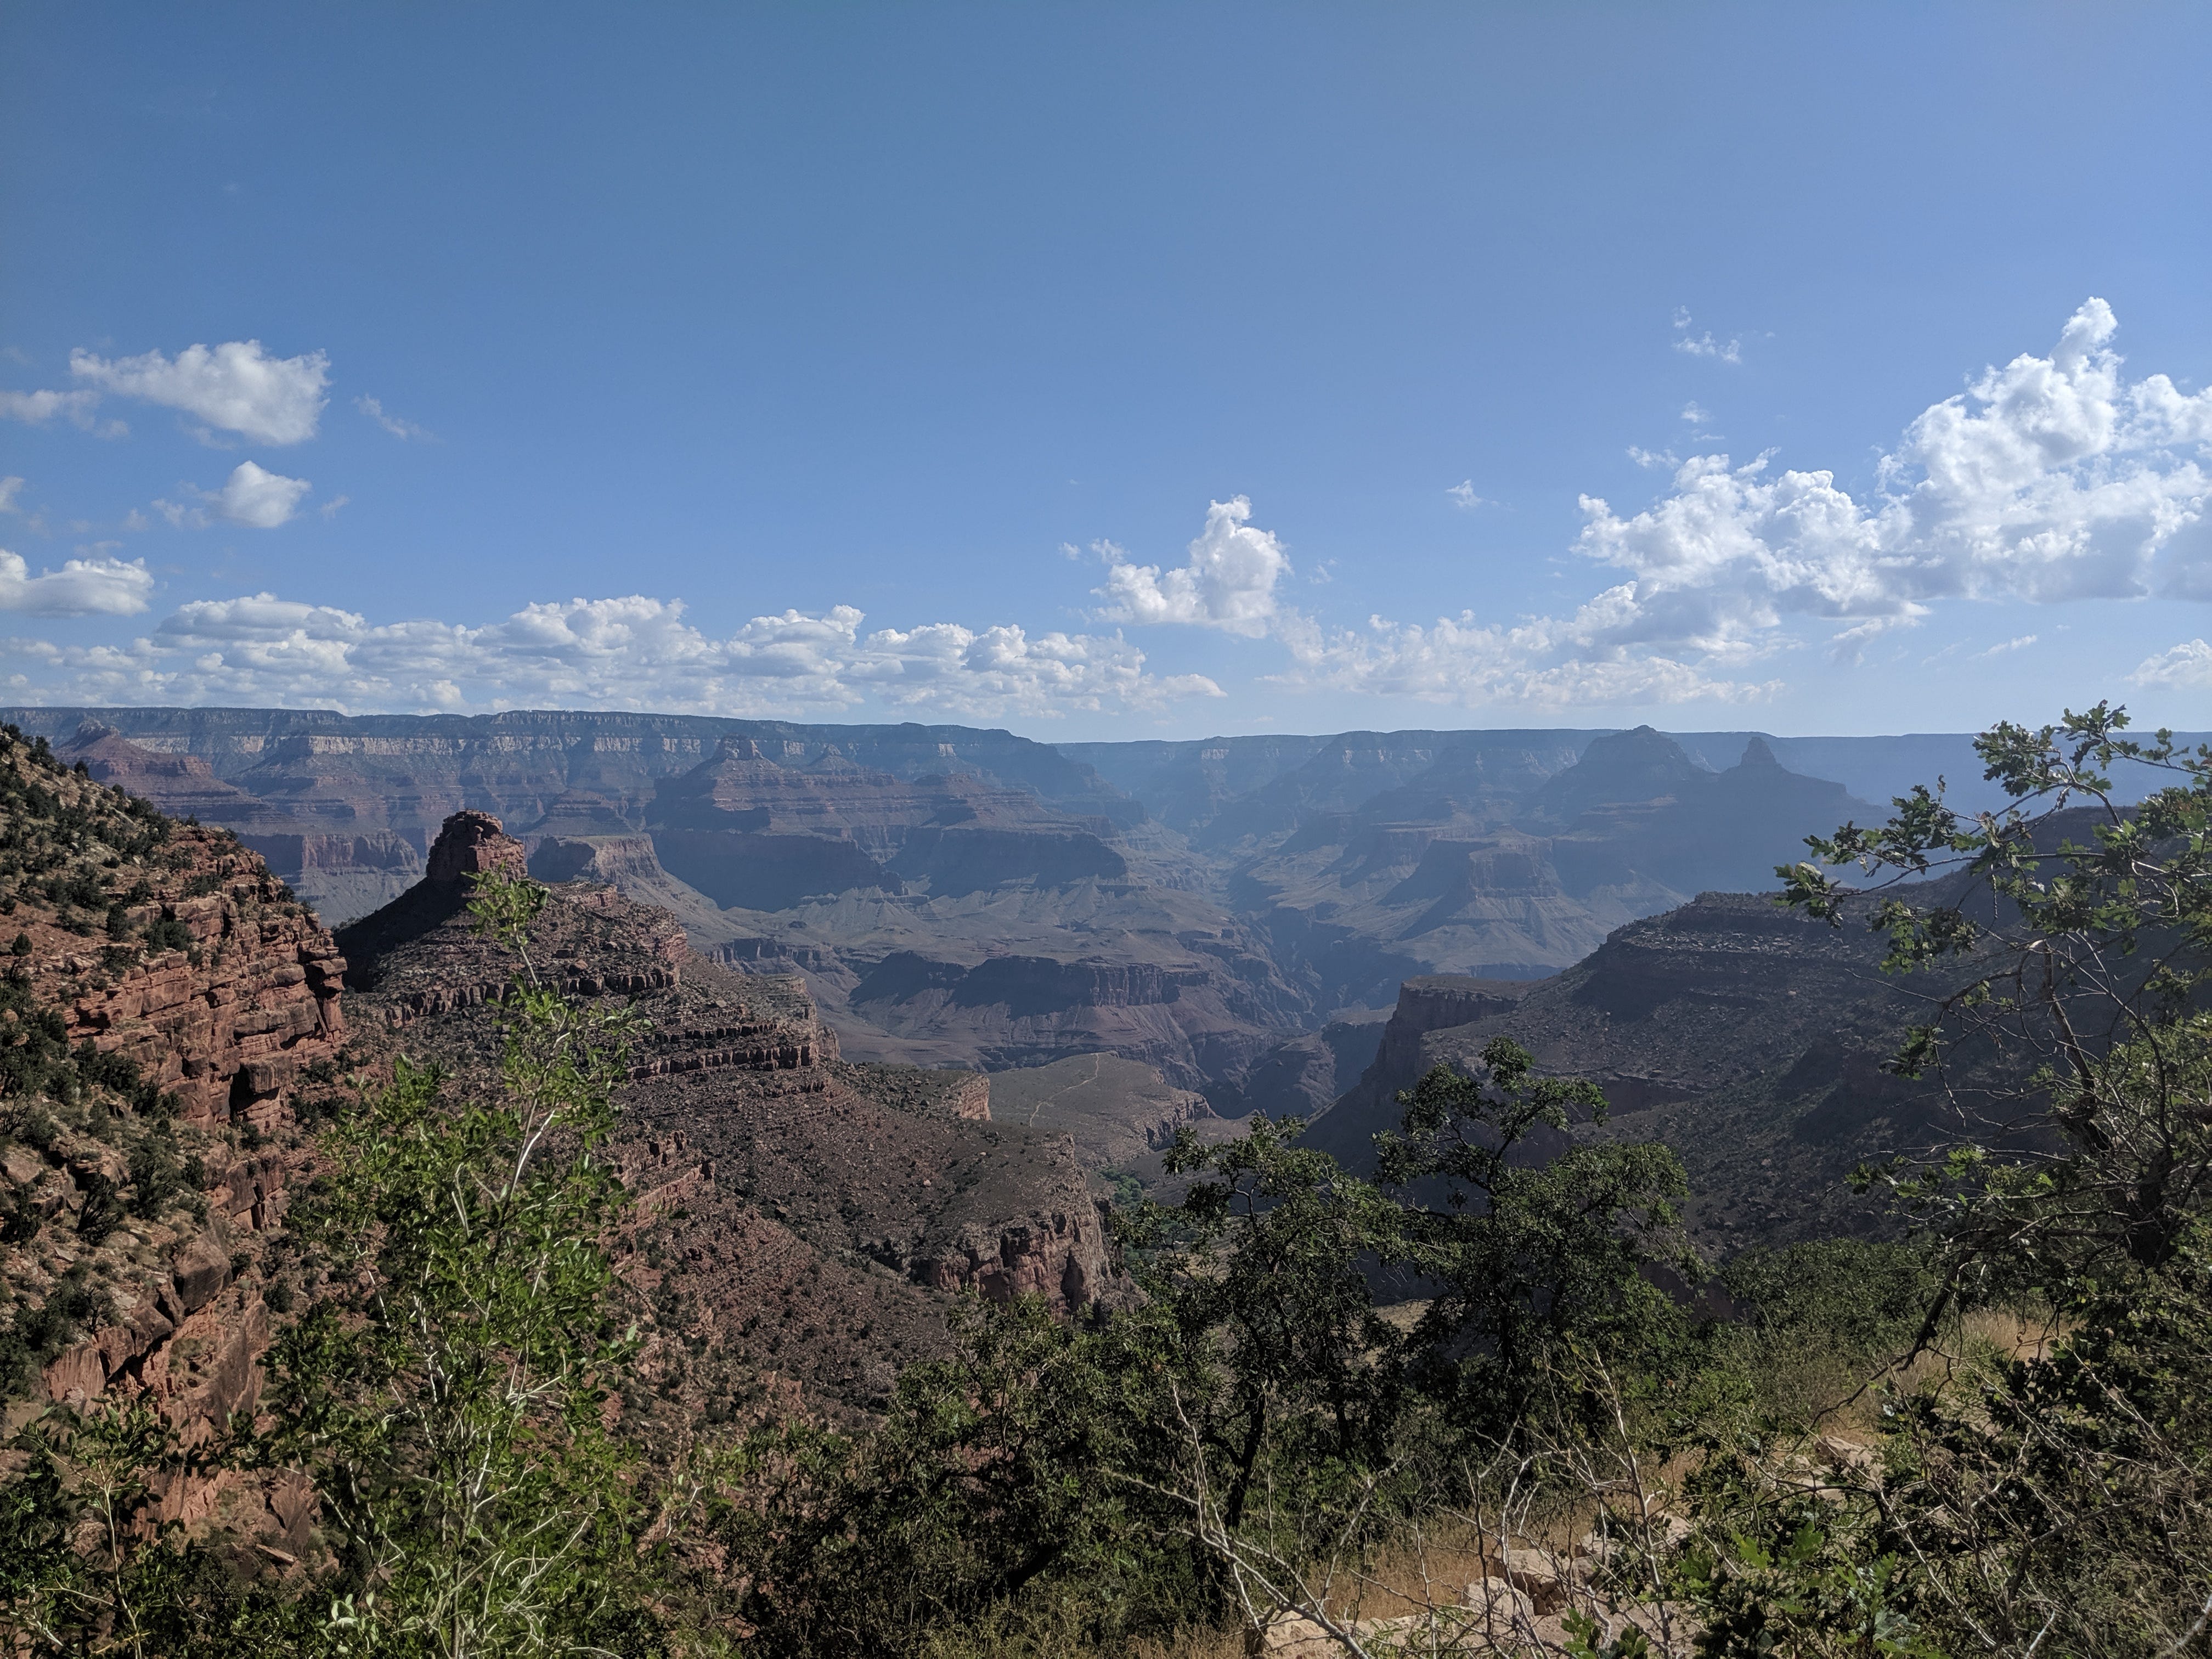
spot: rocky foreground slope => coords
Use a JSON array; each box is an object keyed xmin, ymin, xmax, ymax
[
  {"xmin": 336, "ymin": 810, "xmax": 1132, "ymax": 1409},
  {"xmin": 0, "ymin": 728, "xmax": 349, "ymax": 1550}
]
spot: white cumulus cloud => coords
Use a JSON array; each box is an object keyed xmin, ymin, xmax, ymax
[
  {"xmin": 1575, "ymin": 298, "xmax": 2212, "ymax": 664},
  {"xmin": 0, "ymin": 388, "xmax": 103, "ymax": 429},
  {"xmin": 156, "ymin": 461, "xmax": 314, "ymax": 529},
  {"xmin": 71, "ymin": 340, "xmax": 329, "ymax": 444},
  {"xmin": 1269, "ymin": 592, "xmax": 1780, "ymax": 710},
  {"xmin": 7, "ymin": 592, "xmax": 1222, "ymax": 719},
  {"xmin": 1096, "ymin": 496, "xmax": 1291, "ymax": 636},
  {"xmin": 0, "ymin": 549, "xmax": 154, "ymax": 616},
  {"xmin": 2130, "ymin": 639, "xmax": 2212, "ymax": 690},
  {"xmin": 1086, "ymin": 495, "xmax": 1775, "ymax": 709},
  {"xmin": 1221, "ymin": 301, "xmax": 2211, "ymax": 712},
  {"xmin": 213, "ymin": 461, "xmax": 312, "ymax": 527},
  {"xmin": 0, "ymin": 388, "xmax": 126, "ymax": 438}
]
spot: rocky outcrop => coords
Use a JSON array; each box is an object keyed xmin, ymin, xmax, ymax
[
  {"xmin": 0, "ymin": 728, "xmax": 349, "ymax": 1522},
  {"xmin": 1301, "ymin": 892, "xmax": 1953, "ymax": 1247},
  {"xmin": 340, "ymin": 812, "xmax": 686, "ymax": 1022},
  {"xmin": 912, "ymin": 1201, "xmax": 1114, "ymax": 1313},
  {"xmin": 1371, "ymin": 975, "xmax": 1533, "ymax": 1076},
  {"xmin": 625, "ymin": 1014, "xmax": 836, "ymax": 1079},
  {"xmin": 19, "ymin": 843, "xmax": 347, "ymax": 1131},
  {"xmin": 425, "ymin": 809, "xmax": 528, "ymax": 886}
]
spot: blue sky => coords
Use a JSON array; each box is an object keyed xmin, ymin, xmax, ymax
[{"xmin": 3, "ymin": 3, "xmax": 2209, "ymax": 739}]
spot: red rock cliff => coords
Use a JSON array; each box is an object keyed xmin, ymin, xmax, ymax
[{"xmin": 24, "ymin": 835, "xmax": 346, "ymax": 1131}]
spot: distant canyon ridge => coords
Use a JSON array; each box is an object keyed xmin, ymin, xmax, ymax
[{"xmin": 3, "ymin": 704, "xmax": 2067, "ymax": 1111}]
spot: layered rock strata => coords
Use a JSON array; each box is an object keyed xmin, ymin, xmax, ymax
[
  {"xmin": 340, "ymin": 812, "xmax": 686, "ymax": 1025},
  {"xmin": 0, "ymin": 731, "xmax": 346, "ymax": 1556},
  {"xmin": 4, "ymin": 759, "xmax": 346, "ymax": 1131},
  {"xmin": 336, "ymin": 811, "xmax": 1124, "ymax": 1409}
]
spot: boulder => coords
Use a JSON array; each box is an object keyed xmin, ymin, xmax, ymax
[
  {"xmin": 1501, "ymin": 1547, "xmax": 1567, "ymax": 1615},
  {"xmin": 171, "ymin": 1229, "xmax": 232, "ymax": 1313}
]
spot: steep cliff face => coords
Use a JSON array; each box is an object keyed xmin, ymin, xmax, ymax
[
  {"xmin": 3, "ymin": 759, "xmax": 346, "ymax": 1132},
  {"xmin": 645, "ymin": 738, "xmax": 1128, "ymax": 909},
  {"xmin": 0, "ymin": 725, "xmax": 346, "ymax": 1558}
]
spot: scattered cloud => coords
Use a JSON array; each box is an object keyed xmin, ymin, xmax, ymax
[
  {"xmin": 1576, "ymin": 300, "xmax": 2212, "ymax": 665},
  {"xmin": 70, "ymin": 340, "xmax": 329, "ymax": 444},
  {"xmin": 1672, "ymin": 307, "xmax": 1742, "ymax": 363},
  {"xmin": 214, "ymin": 461, "xmax": 312, "ymax": 527},
  {"xmin": 5, "ymin": 592, "xmax": 1223, "ymax": 719},
  {"xmin": 356, "ymin": 395, "xmax": 434, "ymax": 441},
  {"xmin": 319, "ymin": 494, "xmax": 350, "ymax": 521},
  {"xmin": 1680, "ymin": 402, "xmax": 1711, "ymax": 426},
  {"xmin": 1447, "ymin": 480, "xmax": 1491, "ymax": 510},
  {"xmin": 0, "ymin": 388, "xmax": 125, "ymax": 436},
  {"xmin": 1096, "ymin": 496, "xmax": 1291, "ymax": 636},
  {"xmin": 1090, "ymin": 499, "xmax": 1771, "ymax": 709},
  {"xmin": 1269, "ymin": 600, "xmax": 1781, "ymax": 709},
  {"xmin": 1106, "ymin": 301, "xmax": 2211, "ymax": 711},
  {"xmin": 0, "ymin": 549, "xmax": 153, "ymax": 616},
  {"xmin": 10, "ymin": 300, "xmax": 2203, "ymax": 723},
  {"xmin": 2130, "ymin": 639, "xmax": 2212, "ymax": 690},
  {"xmin": 0, "ymin": 478, "xmax": 21, "ymax": 515},
  {"xmin": 157, "ymin": 462, "xmax": 314, "ymax": 530}
]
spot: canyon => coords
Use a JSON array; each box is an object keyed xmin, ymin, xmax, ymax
[
  {"xmin": 0, "ymin": 703, "xmax": 2131, "ymax": 1449},
  {"xmin": 1, "ymin": 753, "xmax": 1143, "ymax": 1436},
  {"xmin": 8, "ymin": 706, "xmax": 1981, "ymax": 1118}
]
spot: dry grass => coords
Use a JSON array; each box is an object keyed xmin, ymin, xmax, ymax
[
  {"xmin": 1119, "ymin": 1628, "xmax": 1248, "ymax": 1659},
  {"xmin": 1319, "ymin": 1522, "xmax": 1504, "ymax": 1623}
]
